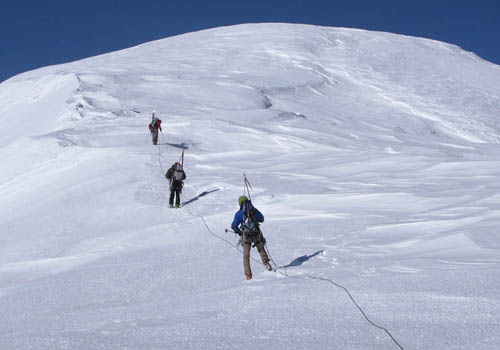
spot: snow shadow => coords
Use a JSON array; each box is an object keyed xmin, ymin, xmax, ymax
[
  {"xmin": 180, "ymin": 189, "xmax": 219, "ymax": 207},
  {"xmin": 277, "ymin": 111, "xmax": 307, "ymax": 120},
  {"xmin": 159, "ymin": 142, "xmax": 189, "ymax": 149},
  {"xmin": 281, "ymin": 250, "xmax": 324, "ymax": 268}
]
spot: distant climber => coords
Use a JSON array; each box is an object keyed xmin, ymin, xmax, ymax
[
  {"xmin": 148, "ymin": 111, "xmax": 162, "ymax": 145},
  {"xmin": 231, "ymin": 196, "xmax": 272, "ymax": 280},
  {"xmin": 165, "ymin": 162, "xmax": 186, "ymax": 208}
]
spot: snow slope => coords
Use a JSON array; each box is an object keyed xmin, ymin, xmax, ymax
[{"xmin": 1, "ymin": 23, "xmax": 500, "ymax": 349}]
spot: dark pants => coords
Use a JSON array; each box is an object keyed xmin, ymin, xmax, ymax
[
  {"xmin": 151, "ymin": 130, "xmax": 159, "ymax": 145},
  {"xmin": 169, "ymin": 188, "xmax": 181, "ymax": 206}
]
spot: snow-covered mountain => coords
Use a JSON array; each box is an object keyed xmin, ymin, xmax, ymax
[{"xmin": 1, "ymin": 23, "xmax": 500, "ymax": 350}]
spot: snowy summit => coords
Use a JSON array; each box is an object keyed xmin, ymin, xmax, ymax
[{"xmin": 1, "ymin": 23, "xmax": 500, "ymax": 349}]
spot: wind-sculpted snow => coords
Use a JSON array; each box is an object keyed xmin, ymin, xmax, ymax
[{"xmin": 1, "ymin": 23, "xmax": 500, "ymax": 349}]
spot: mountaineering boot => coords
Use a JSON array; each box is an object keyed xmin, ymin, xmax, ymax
[
  {"xmin": 175, "ymin": 204, "xmax": 180, "ymax": 208},
  {"xmin": 245, "ymin": 274, "xmax": 252, "ymax": 280},
  {"xmin": 265, "ymin": 263, "xmax": 273, "ymax": 271},
  {"xmin": 169, "ymin": 204, "xmax": 174, "ymax": 208}
]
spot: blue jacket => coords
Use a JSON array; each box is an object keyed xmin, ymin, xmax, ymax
[{"xmin": 231, "ymin": 201, "xmax": 264, "ymax": 234}]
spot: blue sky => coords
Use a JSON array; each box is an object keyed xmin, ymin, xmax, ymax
[{"xmin": 1, "ymin": 0, "xmax": 499, "ymax": 82}]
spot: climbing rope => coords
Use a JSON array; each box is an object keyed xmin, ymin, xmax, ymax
[
  {"xmin": 157, "ymin": 134, "xmax": 166, "ymax": 175},
  {"xmin": 265, "ymin": 244, "xmax": 404, "ymax": 350}
]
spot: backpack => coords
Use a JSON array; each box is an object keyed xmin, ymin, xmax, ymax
[
  {"xmin": 173, "ymin": 169, "xmax": 183, "ymax": 181},
  {"xmin": 149, "ymin": 117, "xmax": 160, "ymax": 131},
  {"xmin": 170, "ymin": 168, "xmax": 184, "ymax": 189},
  {"xmin": 241, "ymin": 211, "xmax": 260, "ymax": 236}
]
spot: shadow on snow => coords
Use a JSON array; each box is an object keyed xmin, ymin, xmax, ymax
[
  {"xmin": 159, "ymin": 142, "xmax": 189, "ymax": 149},
  {"xmin": 181, "ymin": 189, "xmax": 219, "ymax": 207},
  {"xmin": 281, "ymin": 250, "xmax": 324, "ymax": 268}
]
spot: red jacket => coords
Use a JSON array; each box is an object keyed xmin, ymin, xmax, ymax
[{"xmin": 149, "ymin": 118, "xmax": 162, "ymax": 132}]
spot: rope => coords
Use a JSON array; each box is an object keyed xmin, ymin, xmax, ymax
[
  {"xmin": 158, "ymin": 134, "xmax": 165, "ymax": 175},
  {"xmin": 265, "ymin": 245, "xmax": 404, "ymax": 350}
]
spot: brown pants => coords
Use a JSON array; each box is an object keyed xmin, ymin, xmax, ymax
[{"xmin": 242, "ymin": 232, "xmax": 270, "ymax": 277}]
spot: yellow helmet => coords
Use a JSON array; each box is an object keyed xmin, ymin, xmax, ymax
[{"xmin": 238, "ymin": 195, "xmax": 248, "ymax": 206}]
